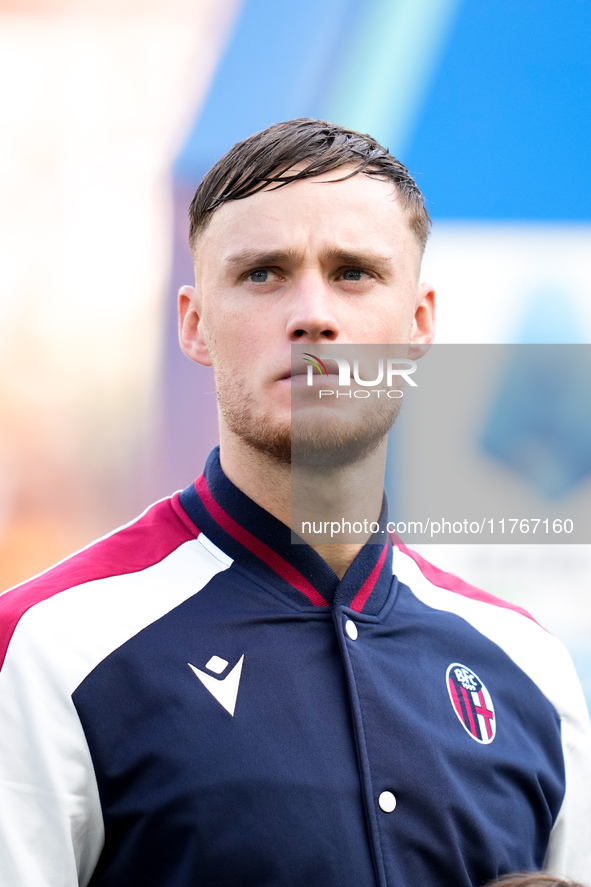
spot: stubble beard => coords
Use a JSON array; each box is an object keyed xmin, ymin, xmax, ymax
[
  {"xmin": 213, "ymin": 362, "xmax": 402, "ymax": 470},
  {"xmin": 219, "ymin": 384, "xmax": 294, "ymax": 464}
]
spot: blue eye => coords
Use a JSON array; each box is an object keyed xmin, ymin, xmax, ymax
[
  {"xmin": 249, "ymin": 269, "xmax": 269, "ymax": 283},
  {"xmin": 342, "ymin": 268, "xmax": 364, "ymax": 281}
]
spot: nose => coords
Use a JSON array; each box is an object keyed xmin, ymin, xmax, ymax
[{"xmin": 285, "ymin": 273, "xmax": 341, "ymax": 342}]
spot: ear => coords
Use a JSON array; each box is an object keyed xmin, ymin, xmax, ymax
[
  {"xmin": 178, "ymin": 285, "xmax": 212, "ymax": 366},
  {"xmin": 408, "ymin": 281, "xmax": 435, "ymax": 359}
]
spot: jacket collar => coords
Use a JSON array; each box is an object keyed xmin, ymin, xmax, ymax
[{"xmin": 179, "ymin": 448, "xmax": 395, "ymax": 615}]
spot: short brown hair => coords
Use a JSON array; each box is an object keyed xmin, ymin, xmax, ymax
[
  {"xmin": 485, "ymin": 873, "xmax": 588, "ymax": 887},
  {"xmin": 188, "ymin": 118, "xmax": 431, "ymax": 253}
]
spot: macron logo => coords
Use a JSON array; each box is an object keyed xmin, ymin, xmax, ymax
[{"xmin": 188, "ymin": 654, "xmax": 244, "ymax": 716}]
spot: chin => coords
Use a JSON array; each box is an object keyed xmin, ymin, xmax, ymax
[
  {"xmin": 221, "ymin": 389, "xmax": 401, "ymax": 471},
  {"xmin": 291, "ymin": 398, "xmax": 400, "ymax": 472},
  {"xmin": 232, "ymin": 415, "xmax": 391, "ymax": 472}
]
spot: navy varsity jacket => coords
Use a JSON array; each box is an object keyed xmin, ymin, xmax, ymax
[{"xmin": 0, "ymin": 447, "xmax": 590, "ymax": 886}]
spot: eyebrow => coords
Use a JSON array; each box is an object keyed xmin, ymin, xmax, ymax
[
  {"xmin": 323, "ymin": 248, "xmax": 394, "ymax": 273},
  {"xmin": 224, "ymin": 248, "xmax": 302, "ymax": 269},
  {"xmin": 223, "ymin": 247, "xmax": 394, "ymax": 273}
]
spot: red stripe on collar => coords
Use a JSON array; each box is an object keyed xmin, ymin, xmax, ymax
[
  {"xmin": 350, "ymin": 543, "xmax": 388, "ymax": 613},
  {"xmin": 195, "ymin": 474, "xmax": 329, "ymax": 608}
]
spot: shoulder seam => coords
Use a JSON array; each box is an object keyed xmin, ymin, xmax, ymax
[
  {"xmin": 0, "ymin": 494, "xmax": 198, "ymax": 670},
  {"xmin": 394, "ymin": 542, "xmax": 541, "ymax": 626}
]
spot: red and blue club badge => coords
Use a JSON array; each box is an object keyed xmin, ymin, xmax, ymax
[{"xmin": 446, "ymin": 663, "xmax": 496, "ymax": 744}]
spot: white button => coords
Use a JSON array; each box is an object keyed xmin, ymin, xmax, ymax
[
  {"xmin": 345, "ymin": 619, "xmax": 358, "ymax": 640},
  {"xmin": 378, "ymin": 791, "xmax": 397, "ymax": 813}
]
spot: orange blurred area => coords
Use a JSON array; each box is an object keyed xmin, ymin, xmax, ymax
[
  {"xmin": 0, "ymin": 519, "xmax": 90, "ymax": 591},
  {"xmin": 0, "ymin": 0, "xmax": 239, "ymax": 593}
]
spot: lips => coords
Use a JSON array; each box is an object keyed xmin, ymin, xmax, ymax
[
  {"xmin": 277, "ymin": 369, "xmax": 341, "ymax": 388},
  {"xmin": 278, "ymin": 365, "xmax": 307, "ymax": 381}
]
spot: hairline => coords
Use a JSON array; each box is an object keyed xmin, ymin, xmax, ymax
[{"xmin": 189, "ymin": 165, "xmax": 427, "ymax": 258}]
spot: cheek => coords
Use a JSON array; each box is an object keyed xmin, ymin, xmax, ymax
[
  {"xmin": 357, "ymin": 305, "xmax": 415, "ymax": 342},
  {"xmin": 384, "ymin": 292, "xmax": 419, "ymax": 333},
  {"xmin": 208, "ymin": 304, "xmax": 271, "ymax": 357},
  {"xmin": 205, "ymin": 317, "xmax": 261, "ymax": 379},
  {"xmin": 204, "ymin": 295, "xmax": 261, "ymax": 337}
]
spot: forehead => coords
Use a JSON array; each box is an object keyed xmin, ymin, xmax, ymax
[{"xmin": 194, "ymin": 167, "xmax": 422, "ymax": 267}]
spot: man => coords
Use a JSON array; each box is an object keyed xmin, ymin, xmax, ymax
[{"xmin": 0, "ymin": 119, "xmax": 589, "ymax": 887}]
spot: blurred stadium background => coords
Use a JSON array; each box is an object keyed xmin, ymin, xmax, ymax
[{"xmin": 1, "ymin": 0, "xmax": 590, "ymax": 705}]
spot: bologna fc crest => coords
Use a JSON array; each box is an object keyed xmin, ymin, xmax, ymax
[{"xmin": 446, "ymin": 663, "xmax": 496, "ymax": 744}]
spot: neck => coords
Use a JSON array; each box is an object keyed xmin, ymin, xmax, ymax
[{"xmin": 218, "ymin": 430, "xmax": 387, "ymax": 580}]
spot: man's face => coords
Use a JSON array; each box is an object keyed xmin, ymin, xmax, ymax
[{"xmin": 179, "ymin": 167, "xmax": 435, "ymax": 465}]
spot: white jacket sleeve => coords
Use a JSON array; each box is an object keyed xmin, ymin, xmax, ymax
[
  {"xmin": 543, "ymin": 648, "xmax": 591, "ymax": 884},
  {"xmin": 0, "ymin": 602, "xmax": 103, "ymax": 887}
]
